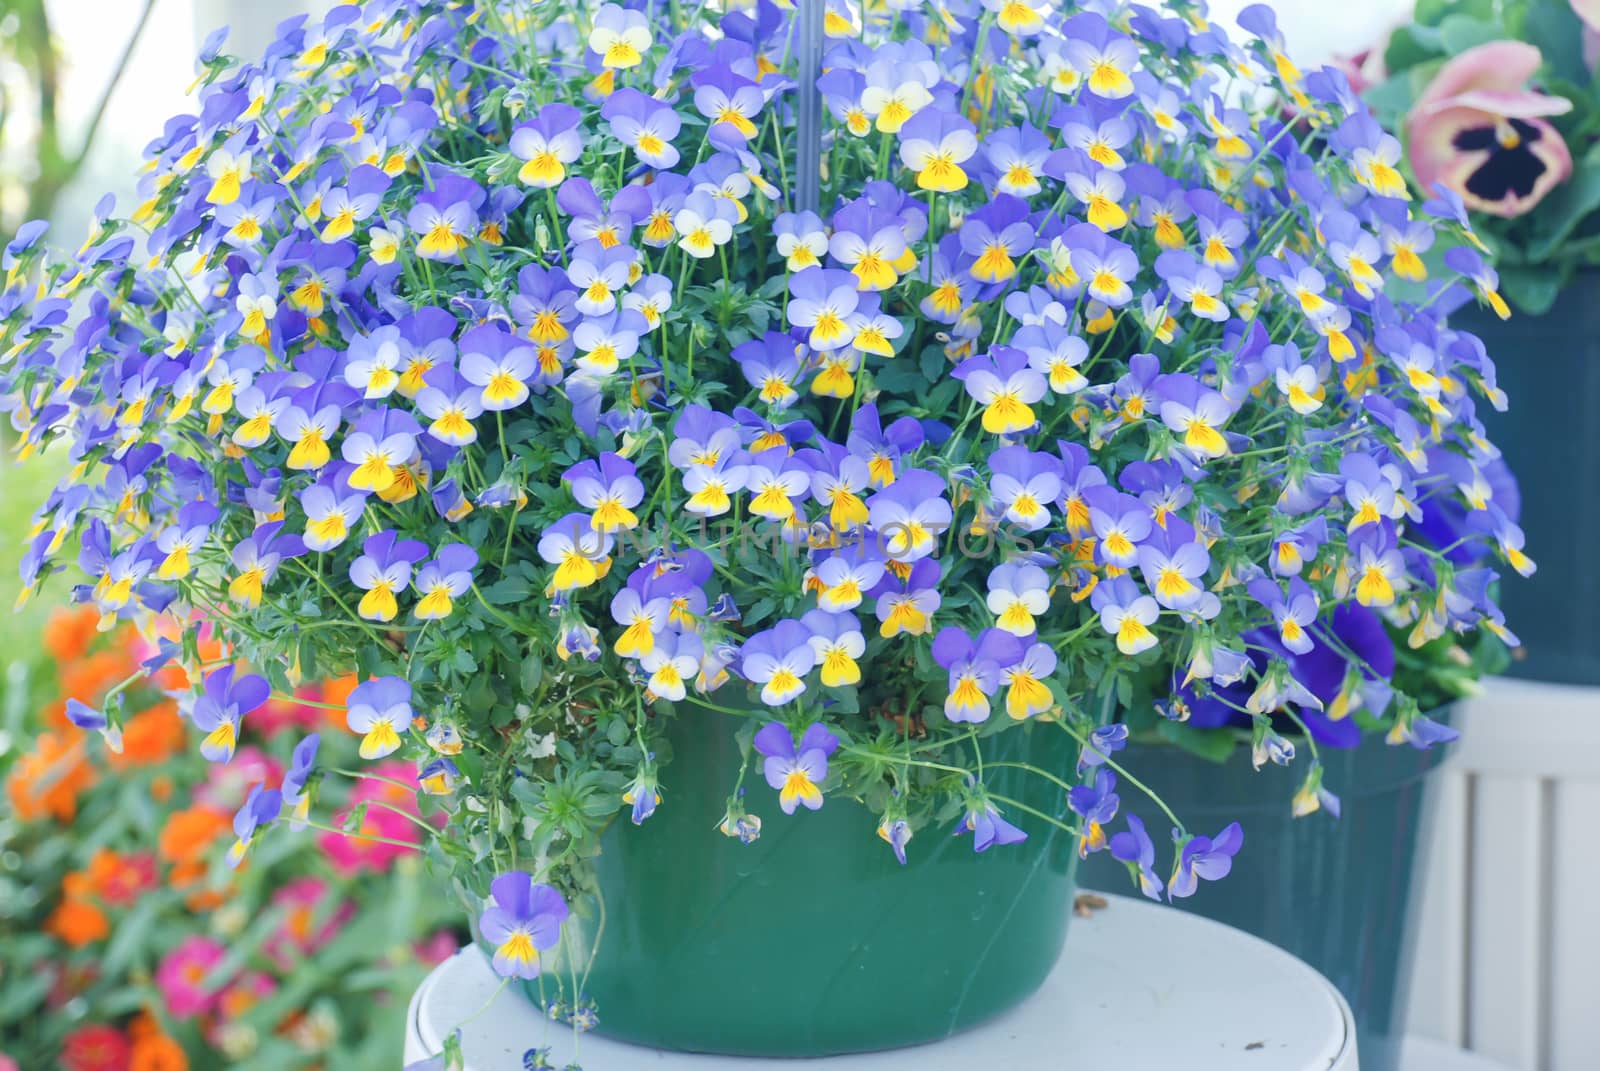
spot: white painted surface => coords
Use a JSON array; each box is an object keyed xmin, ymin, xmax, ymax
[
  {"xmin": 404, "ymin": 895, "xmax": 1357, "ymax": 1070},
  {"xmin": 1403, "ymin": 677, "xmax": 1600, "ymax": 1071},
  {"xmin": 1400, "ymin": 1036, "xmax": 1519, "ymax": 1071}
]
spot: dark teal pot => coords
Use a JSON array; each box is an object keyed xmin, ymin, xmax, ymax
[
  {"xmin": 569, "ymin": 708, "xmax": 1078, "ymax": 1057},
  {"xmin": 1075, "ymin": 710, "xmax": 1452, "ymax": 1069},
  {"xmin": 1455, "ymin": 286, "xmax": 1597, "ymax": 683},
  {"xmin": 1078, "ymin": 711, "xmax": 1454, "ymax": 1071}
]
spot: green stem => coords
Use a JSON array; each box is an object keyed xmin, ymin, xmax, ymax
[
  {"xmin": 298, "ymin": 818, "xmax": 424, "ymax": 850},
  {"xmin": 989, "ymin": 794, "xmax": 1082, "ymax": 838}
]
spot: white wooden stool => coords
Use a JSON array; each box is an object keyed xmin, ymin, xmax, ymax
[{"xmin": 405, "ymin": 894, "xmax": 1357, "ymax": 1070}]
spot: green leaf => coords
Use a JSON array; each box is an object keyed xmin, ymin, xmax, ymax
[
  {"xmin": 1497, "ymin": 263, "xmax": 1564, "ymax": 315},
  {"xmin": 1417, "ymin": 0, "xmax": 1495, "ymax": 24},
  {"xmin": 1520, "ymin": 0, "xmax": 1589, "ymax": 85},
  {"xmin": 828, "ymin": 686, "xmax": 860, "ymax": 715},
  {"xmin": 1383, "ymin": 24, "xmax": 1446, "ymax": 73},
  {"xmin": 481, "ymin": 577, "xmax": 532, "ymax": 604},
  {"xmin": 0, "ymin": 964, "xmax": 50, "ymax": 1020},
  {"xmin": 1360, "ymin": 71, "xmax": 1416, "ymax": 126},
  {"xmin": 519, "ymin": 651, "xmax": 544, "ymax": 694},
  {"xmin": 1524, "ymin": 145, "xmax": 1600, "ymax": 263},
  {"xmin": 1436, "ymin": 14, "xmax": 1503, "ymax": 54},
  {"xmin": 101, "ymin": 896, "xmax": 161, "ymax": 980},
  {"xmin": 1154, "ymin": 719, "xmax": 1243, "ymax": 763}
]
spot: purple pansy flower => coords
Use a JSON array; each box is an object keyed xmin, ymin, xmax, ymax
[
  {"xmin": 350, "ymin": 529, "xmax": 428, "ymax": 622},
  {"xmin": 1248, "ymin": 576, "xmax": 1320, "ymax": 655},
  {"xmin": 478, "ymin": 871, "xmax": 570, "ymax": 979},
  {"xmin": 603, "ymin": 89, "xmax": 682, "ymax": 169},
  {"xmin": 954, "ymin": 794, "xmax": 1028, "ymax": 852},
  {"xmin": 932, "ymin": 626, "xmax": 1025, "ymax": 723},
  {"xmin": 407, "ymin": 173, "xmax": 484, "ymax": 261},
  {"xmin": 985, "ymin": 561, "xmax": 1051, "ymax": 637},
  {"xmin": 226, "ymin": 783, "xmax": 282, "ymax": 868},
  {"xmin": 191, "ymin": 665, "xmax": 270, "ymax": 763},
  {"xmin": 868, "ymin": 469, "xmax": 951, "ymax": 562},
  {"xmin": 459, "ymin": 324, "xmax": 539, "ymax": 411},
  {"xmin": 1091, "ymin": 575, "xmax": 1161, "ymax": 656},
  {"xmin": 741, "ymin": 620, "xmax": 818, "ymax": 706},
  {"xmin": 511, "ymin": 104, "xmax": 584, "ymax": 188},
  {"xmin": 1137, "ymin": 519, "xmax": 1210, "ymax": 611},
  {"xmin": 953, "ymin": 347, "xmax": 1047, "ymax": 435},
  {"xmin": 413, "ymin": 544, "xmax": 479, "ymax": 620},
  {"xmin": 1078, "ymin": 724, "xmax": 1129, "ymax": 773},
  {"xmin": 1169, "ymin": 823, "xmax": 1244, "ymax": 899},
  {"xmin": 754, "ymin": 722, "xmax": 840, "ymax": 813},
  {"xmin": 641, "ymin": 630, "xmax": 702, "ymax": 702},
  {"xmin": 282, "ymin": 733, "xmax": 320, "ymax": 830},
  {"xmin": 1068, "ymin": 769, "xmax": 1120, "ymax": 858},
  {"xmin": 345, "ymin": 676, "xmax": 414, "ymax": 760},
  {"xmin": 1109, "ymin": 814, "xmax": 1165, "ymax": 900}
]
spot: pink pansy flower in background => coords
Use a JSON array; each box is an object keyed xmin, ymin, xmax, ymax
[{"xmin": 1407, "ymin": 40, "xmax": 1573, "ymax": 218}]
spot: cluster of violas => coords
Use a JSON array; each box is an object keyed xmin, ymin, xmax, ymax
[{"xmin": 0, "ymin": 0, "xmax": 1526, "ymax": 945}]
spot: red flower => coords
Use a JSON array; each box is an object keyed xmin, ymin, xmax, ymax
[{"xmin": 60, "ymin": 1024, "xmax": 131, "ymax": 1071}]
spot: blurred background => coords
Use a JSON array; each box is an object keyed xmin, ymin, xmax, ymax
[{"xmin": 0, "ymin": 9, "xmax": 454, "ymax": 1070}]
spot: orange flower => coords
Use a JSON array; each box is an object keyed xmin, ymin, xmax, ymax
[
  {"xmin": 319, "ymin": 673, "xmax": 360, "ymax": 729},
  {"xmin": 43, "ymin": 605, "xmax": 101, "ymax": 662},
  {"xmin": 6, "ymin": 731, "xmax": 95, "ymax": 822},
  {"xmin": 108, "ymin": 702, "xmax": 186, "ymax": 768},
  {"xmin": 159, "ymin": 806, "xmax": 231, "ymax": 868},
  {"xmin": 45, "ymin": 897, "xmax": 109, "ymax": 947},
  {"xmin": 129, "ymin": 1033, "xmax": 188, "ymax": 1071},
  {"xmin": 182, "ymin": 882, "xmax": 229, "ymax": 913},
  {"xmin": 160, "ymin": 805, "xmax": 233, "ymax": 909},
  {"xmin": 45, "ymin": 651, "xmax": 141, "ymax": 730}
]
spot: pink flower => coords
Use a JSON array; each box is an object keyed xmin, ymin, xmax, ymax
[
  {"xmin": 196, "ymin": 745, "xmax": 283, "ymax": 809},
  {"xmin": 254, "ymin": 685, "xmax": 327, "ymax": 736},
  {"xmin": 1330, "ymin": 46, "xmax": 1386, "ymax": 97},
  {"xmin": 263, "ymin": 876, "xmax": 355, "ymax": 969},
  {"xmin": 214, "ymin": 969, "xmax": 277, "ymax": 1022},
  {"xmin": 414, "ymin": 929, "xmax": 459, "ymax": 966},
  {"xmin": 1407, "ymin": 40, "xmax": 1573, "ymax": 218},
  {"xmin": 318, "ymin": 760, "xmax": 438, "ymax": 874},
  {"xmin": 155, "ymin": 935, "xmax": 228, "ymax": 1019}
]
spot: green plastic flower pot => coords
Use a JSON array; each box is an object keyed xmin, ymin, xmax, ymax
[
  {"xmin": 567, "ymin": 706, "xmax": 1079, "ymax": 1057},
  {"xmin": 1078, "ymin": 707, "xmax": 1455, "ymax": 1071},
  {"xmin": 1455, "ymin": 283, "xmax": 1600, "ymax": 684}
]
